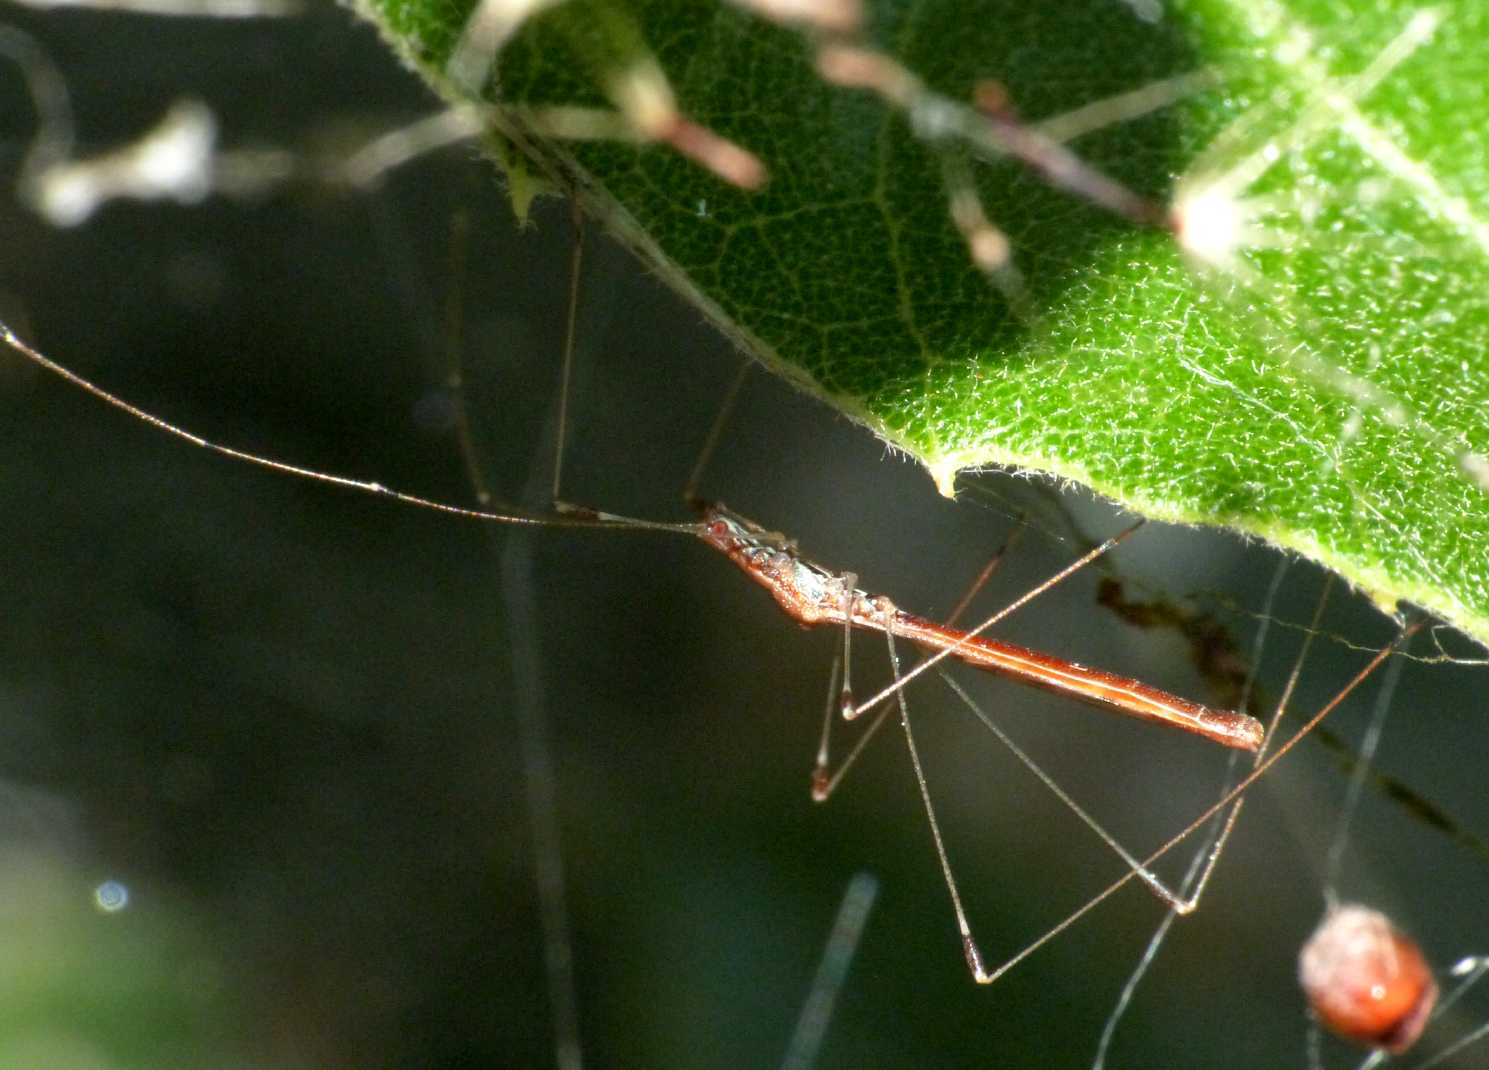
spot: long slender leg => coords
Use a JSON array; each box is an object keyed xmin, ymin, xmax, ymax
[
  {"xmin": 943, "ymin": 520, "xmax": 1025, "ymax": 629},
  {"xmin": 847, "ymin": 520, "xmax": 1146, "ymax": 722},
  {"xmin": 884, "ymin": 632, "xmax": 990, "ymax": 981},
  {"xmin": 977, "ymin": 618, "xmax": 1423, "ymax": 987},
  {"xmin": 813, "ymin": 524, "xmax": 1024, "ymax": 801},
  {"xmin": 1151, "ymin": 575, "xmax": 1338, "ymax": 916},
  {"xmin": 1092, "ymin": 555, "xmax": 1291, "ymax": 1070},
  {"xmin": 936, "ymin": 671, "xmax": 1190, "ymax": 907},
  {"xmin": 812, "ymin": 569, "xmax": 900, "ymax": 801},
  {"xmin": 550, "ymin": 203, "xmax": 583, "ymax": 508},
  {"xmin": 938, "ymin": 150, "xmax": 1029, "ymax": 317},
  {"xmin": 811, "ymin": 702, "xmax": 897, "ymax": 804},
  {"xmin": 680, "ymin": 358, "xmax": 751, "ymax": 508},
  {"xmin": 837, "ymin": 573, "xmax": 858, "ymax": 716},
  {"xmin": 811, "ymin": 656, "xmax": 843, "ymax": 801}
]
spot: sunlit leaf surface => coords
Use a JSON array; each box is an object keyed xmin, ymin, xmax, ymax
[{"xmin": 356, "ymin": 0, "xmax": 1489, "ymax": 645}]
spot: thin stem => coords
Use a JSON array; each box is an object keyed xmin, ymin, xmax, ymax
[{"xmin": 779, "ymin": 872, "xmax": 879, "ymax": 1070}]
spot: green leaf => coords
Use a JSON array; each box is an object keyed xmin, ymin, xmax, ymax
[{"xmin": 351, "ymin": 0, "xmax": 1489, "ymax": 646}]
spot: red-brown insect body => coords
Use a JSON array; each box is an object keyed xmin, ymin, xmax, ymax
[{"xmin": 693, "ymin": 502, "xmax": 1264, "ymax": 751}]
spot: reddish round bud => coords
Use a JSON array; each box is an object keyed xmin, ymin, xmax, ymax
[{"xmin": 1299, "ymin": 904, "xmax": 1438, "ymax": 1054}]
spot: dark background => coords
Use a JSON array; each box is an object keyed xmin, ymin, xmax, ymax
[{"xmin": 1, "ymin": 5, "xmax": 1486, "ymax": 1068}]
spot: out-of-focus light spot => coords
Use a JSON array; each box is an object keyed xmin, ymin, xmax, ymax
[
  {"xmin": 93, "ymin": 879, "xmax": 129, "ymax": 913},
  {"xmin": 30, "ymin": 100, "xmax": 217, "ymax": 226},
  {"xmin": 412, "ymin": 388, "xmax": 458, "ymax": 432}
]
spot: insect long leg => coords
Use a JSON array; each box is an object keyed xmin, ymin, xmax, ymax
[
  {"xmin": 811, "ymin": 655, "xmax": 844, "ymax": 800},
  {"xmin": 1131, "ymin": 576, "xmax": 1338, "ymax": 917},
  {"xmin": 943, "ymin": 520, "xmax": 1025, "ymax": 629},
  {"xmin": 936, "ymin": 670, "xmax": 1194, "ymax": 908},
  {"xmin": 810, "ymin": 653, "xmax": 903, "ymax": 804},
  {"xmin": 549, "ymin": 203, "xmax": 584, "ymax": 508},
  {"xmin": 443, "ymin": 211, "xmax": 498, "ymax": 509},
  {"xmin": 889, "ymin": 612, "xmax": 1243, "ymax": 984},
  {"xmin": 813, "ymin": 525, "xmax": 1025, "ymax": 802},
  {"xmin": 845, "ymin": 520, "xmax": 1148, "ymax": 722},
  {"xmin": 1092, "ymin": 554, "xmax": 1295, "ymax": 1070},
  {"xmin": 680, "ymin": 358, "xmax": 751, "ymax": 508},
  {"xmin": 812, "ymin": 703, "xmax": 901, "ymax": 803},
  {"xmin": 837, "ymin": 573, "xmax": 859, "ymax": 716},
  {"xmin": 0, "ymin": 321, "xmax": 701, "ymax": 538},
  {"xmin": 980, "ymin": 617, "xmax": 1423, "ymax": 987},
  {"xmin": 884, "ymin": 631, "xmax": 989, "ymax": 981},
  {"xmin": 903, "ymin": 567, "xmax": 1319, "ymax": 976},
  {"xmin": 939, "ymin": 149, "xmax": 1029, "ymax": 317}
]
